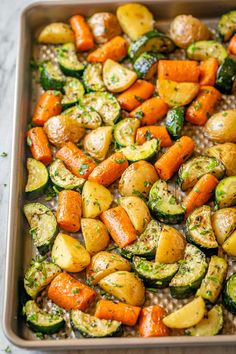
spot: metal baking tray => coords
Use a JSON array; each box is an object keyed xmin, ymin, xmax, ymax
[{"xmin": 3, "ymin": 0, "xmax": 236, "ymax": 349}]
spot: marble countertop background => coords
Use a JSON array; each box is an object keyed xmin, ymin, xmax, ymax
[{"xmin": 0, "ymin": 0, "xmax": 235, "ymax": 353}]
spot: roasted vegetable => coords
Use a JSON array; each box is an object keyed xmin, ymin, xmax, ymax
[
  {"xmin": 222, "ymin": 230, "xmax": 236, "ymax": 256},
  {"xmin": 133, "ymin": 52, "xmax": 164, "ymax": 80},
  {"xmin": 40, "ymin": 62, "xmax": 65, "ymax": 91},
  {"xmin": 223, "ymin": 273, "xmax": 236, "ymax": 315},
  {"xmin": 69, "ymin": 15, "xmax": 94, "ymax": 51},
  {"xmin": 120, "ymin": 139, "xmax": 160, "ymax": 162},
  {"xmin": 114, "ymin": 118, "xmax": 140, "ymax": 147},
  {"xmin": 62, "ymin": 104, "xmax": 102, "ymax": 129},
  {"xmin": 81, "ymin": 218, "xmax": 110, "ymax": 255},
  {"xmin": 187, "ymin": 41, "xmax": 227, "ymax": 64},
  {"xmin": 216, "ymin": 56, "xmax": 236, "ymax": 93},
  {"xmin": 205, "ymin": 109, "xmax": 236, "ymax": 143},
  {"xmin": 165, "ymin": 106, "xmax": 185, "ymax": 139},
  {"xmin": 88, "ymin": 12, "xmax": 122, "ymax": 44},
  {"xmin": 25, "ymin": 158, "xmax": 48, "ymax": 199},
  {"xmin": 218, "ymin": 10, "xmax": 236, "ymax": 41},
  {"xmin": 205, "ymin": 143, "xmax": 236, "ymax": 177},
  {"xmin": 56, "ymin": 190, "xmax": 82, "ymax": 232},
  {"xmin": 211, "ymin": 207, "xmax": 236, "ymax": 245},
  {"xmin": 83, "ymin": 126, "xmax": 113, "ymax": 161},
  {"xmin": 215, "ymin": 176, "xmax": 236, "ymax": 208},
  {"xmin": 83, "ymin": 63, "xmax": 106, "ymax": 92},
  {"xmin": 49, "ymin": 159, "xmax": 85, "ymax": 190},
  {"xmin": 38, "ymin": 22, "xmax": 74, "ymax": 44},
  {"xmin": 57, "ymin": 43, "xmax": 84, "ymax": 78},
  {"xmin": 139, "ymin": 305, "xmax": 169, "ymax": 337}
]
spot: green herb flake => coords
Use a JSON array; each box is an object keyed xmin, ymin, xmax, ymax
[
  {"xmin": 79, "ymin": 163, "xmax": 88, "ymax": 175},
  {"xmin": 3, "ymin": 346, "xmax": 12, "ymax": 353},
  {"xmin": 26, "ymin": 137, "xmax": 33, "ymax": 147},
  {"xmin": 193, "ymin": 186, "xmax": 199, "ymax": 193},
  {"xmin": 0, "ymin": 152, "xmax": 8, "ymax": 158},
  {"xmin": 144, "ymin": 130, "xmax": 153, "ymax": 141},
  {"xmin": 134, "ymin": 110, "xmax": 144, "ymax": 119},
  {"xmin": 134, "ymin": 95, "xmax": 144, "ymax": 103},
  {"xmin": 115, "ymin": 158, "xmax": 126, "ymax": 164},
  {"xmin": 194, "ymin": 101, "xmax": 202, "ymax": 111}
]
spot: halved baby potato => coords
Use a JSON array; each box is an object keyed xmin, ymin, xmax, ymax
[
  {"xmin": 205, "ymin": 110, "xmax": 236, "ymax": 143},
  {"xmin": 212, "ymin": 208, "xmax": 236, "ymax": 245},
  {"xmin": 82, "ymin": 181, "xmax": 113, "ymax": 218},
  {"xmin": 83, "ymin": 126, "xmax": 113, "ymax": 161},
  {"xmin": 205, "ymin": 143, "xmax": 236, "ymax": 177},
  {"xmin": 38, "ymin": 23, "xmax": 74, "ymax": 44},
  {"xmin": 81, "ymin": 218, "xmax": 110, "ymax": 255},
  {"xmin": 103, "ymin": 59, "xmax": 137, "ymax": 92},
  {"xmin": 157, "ymin": 79, "xmax": 199, "ymax": 107},
  {"xmin": 222, "ymin": 230, "xmax": 236, "ymax": 256}
]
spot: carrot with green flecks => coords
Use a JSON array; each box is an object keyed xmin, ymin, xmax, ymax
[
  {"xmin": 199, "ymin": 58, "xmax": 219, "ymax": 86},
  {"xmin": 117, "ymin": 80, "xmax": 155, "ymax": 111},
  {"xmin": 88, "ymin": 152, "xmax": 128, "ymax": 186},
  {"xmin": 185, "ymin": 86, "xmax": 221, "ymax": 126},
  {"xmin": 48, "ymin": 272, "xmax": 96, "ymax": 311},
  {"xmin": 130, "ymin": 97, "xmax": 169, "ymax": 126},
  {"xmin": 139, "ymin": 305, "xmax": 169, "ymax": 337},
  {"xmin": 183, "ymin": 173, "xmax": 219, "ymax": 217},
  {"xmin": 228, "ymin": 34, "xmax": 236, "ymax": 55},
  {"xmin": 136, "ymin": 126, "xmax": 172, "ymax": 147},
  {"xmin": 70, "ymin": 15, "xmax": 94, "ymax": 51},
  {"xmin": 158, "ymin": 60, "xmax": 200, "ymax": 83},
  {"xmin": 100, "ymin": 206, "xmax": 137, "ymax": 248},
  {"xmin": 95, "ymin": 299, "xmax": 141, "ymax": 326},
  {"xmin": 56, "ymin": 190, "xmax": 82, "ymax": 232},
  {"xmin": 87, "ymin": 36, "xmax": 128, "ymax": 63},
  {"xmin": 56, "ymin": 141, "xmax": 96, "ymax": 179},
  {"xmin": 32, "ymin": 90, "xmax": 62, "ymax": 126},
  {"xmin": 154, "ymin": 136, "xmax": 195, "ymax": 180},
  {"xmin": 27, "ymin": 127, "xmax": 52, "ymax": 165}
]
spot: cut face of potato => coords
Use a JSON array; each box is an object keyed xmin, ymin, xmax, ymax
[
  {"xmin": 81, "ymin": 218, "xmax": 110, "ymax": 255},
  {"xmin": 163, "ymin": 297, "xmax": 206, "ymax": 329},
  {"xmin": 212, "ymin": 208, "xmax": 236, "ymax": 245},
  {"xmin": 157, "ymin": 79, "xmax": 199, "ymax": 107},
  {"xmin": 103, "ymin": 59, "xmax": 137, "ymax": 93},
  {"xmin": 205, "ymin": 109, "xmax": 236, "ymax": 143},
  {"xmin": 222, "ymin": 230, "xmax": 236, "ymax": 256},
  {"xmin": 116, "ymin": 3, "xmax": 154, "ymax": 41},
  {"xmin": 205, "ymin": 143, "xmax": 236, "ymax": 176},
  {"xmin": 38, "ymin": 23, "xmax": 74, "ymax": 44},
  {"xmin": 51, "ymin": 233, "xmax": 90, "ymax": 272},
  {"xmin": 155, "ymin": 225, "xmax": 186, "ymax": 264},
  {"xmin": 83, "ymin": 126, "xmax": 113, "ymax": 161},
  {"xmin": 86, "ymin": 251, "xmax": 131, "ymax": 285},
  {"xmin": 82, "ymin": 181, "xmax": 113, "ymax": 218}
]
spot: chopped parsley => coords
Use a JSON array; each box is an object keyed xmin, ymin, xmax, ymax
[
  {"xmin": 115, "ymin": 158, "xmax": 126, "ymax": 164},
  {"xmin": 0, "ymin": 152, "xmax": 8, "ymax": 157},
  {"xmin": 144, "ymin": 130, "xmax": 153, "ymax": 141},
  {"xmin": 79, "ymin": 163, "xmax": 88, "ymax": 175},
  {"xmin": 3, "ymin": 346, "xmax": 12, "ymax": 353},
  {"xmin": 134, "ymin": 110, "xmax": 144, "ymax": 119}
]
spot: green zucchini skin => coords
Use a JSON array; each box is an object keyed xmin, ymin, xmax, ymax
[
  {"xmin": 57, "ymin": 43, "xmax": 85, "ymax": 78},
  {"xmin": 218, "ymin": 10, "xmax": 236, "ymax": 41},
  {"xmin": 165, "ymin": 106, "xmax": 185, "ymax": 140},
  {"xmin": 120, "ymin": 139, "xmax": 160, "ymax": 162},
  {"xmin": 186, "ymin": 40, "xmax": 227, "ymax": 64},
  {"xmin": 133, "ymin": 52, "xmax": 165, "ymax": 79},
  {"xmin": 114, "ymin": 118, "xmax": 140, "ymax": 147},
  {"xmin": 169, "ymin": 244, "xmax": 208, "ymax": 299},
  {"xmin": 129, "ymin": 30, "xmax": 175, "ymax": 62},
  {"xmin": 121, "ymin": 220, "xmax": 161, "ymax": 259},
  {"xmin": 40, "ymin": 62, "xmax": 65, "ymax": 91},
  {"xmin": 24, "ymin": 300, "xmax": 65, "ymax": 334},
  {"xmin": 83, "ymin": 63, "xmax": 106, "ymax": 92},
  {"xmin": 61, "ymin": 77, "xmax": 85, "ymax": 110},
  {"xmin": 216, "ymin": 56, "xmax": 236, "ymax": 93},
  {"xmin": 223, "ymin": 273, "xmax": 236, "ymax": 315},
  {"xmin": 71, "ymin": 310, "xmax": 123, "ymax": 338},
  {"xmin": 25, "ymin": 158, "xmax": 49, "ymax": 199},
  {"xmin": 215, "ymin": 176, "xmax": 236, "ymax": 209},
  {"xmin": 49, "ymin": 159, "xmax": 85, "ymax": 191},
  {"xmin": 148, "ymin": 180, "xmax": 185, "ymax": 224},
  {"xmin": 132, "ymin": 256, "xmax": 178, "ymax": 288}
]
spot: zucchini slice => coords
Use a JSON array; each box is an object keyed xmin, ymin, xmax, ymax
[
  {"xmin": 103, "ymin": 59, "xmax": 137, "ymax": 93},
  {"xmin": 62, "ymin": 104, "xmax": 102, "ymax": 129},
  {"xmin": 186, "ymin": 40, "xmax": 227, "ymax": 64},
  {"xmin": 83, "ymin": 63, "xmax": 106, "ymax": 92},
  {"xmin": 114, "ymin": 118, "xmax": 140, "ymax": 146},
  {"xmin": 24, "ymin": 260, "xmax": 61, "ymax": 299},
  {"xmin": 120, "ymin": 139, "xmax": 160, "ymax": 162},
  {"xmin": 71, "ymin": 310, "xmax": 122, "ymax": 338},
  {"xmin": 133, "ymin": 52, "xmax": 165, "ymax": 79},
  {"xmin": 166, "ymin": 106, "xmax": 185, "ymax": 140},
  {"xmin": 223, "ymin": 272, "xmax": 236, "ymax": 315},
  {"xmin": 178, "ymin": 156, "xmax": 225, "ymax": 191},
  {"xmin": 216, "ymin": 56, "xmax": 236, "ymax": 93},
  {"xmin": 80, "ymin": 92, "xmax": 120, "ymax": 126},
  {"xmin": 196, "ymin": 256, "xmax": 228, "ymax": 303},
  {"xmin": 24, "ymin": 300, "xmax": 65, "ymax": 334},
  {"xmin": 132, "ymin": 256, "xmax": 178, "ymax": 288},
  {"xmin": 49, "ymin": 159, "xmax": 85, "ymax": 190},
  {"xmin": 57, "ymin": 43, "xmax": 84, "ymax": 78},
  {"xmin": 40, "ymin": 62, "xmax": 65, "ymax": 91},
  {"xmin": 185, "ymin": 304, "xmax": 223, "ymax": 336},
  {"xmin": 218, "ymin": 10, "xmax": 236, "ymax": 41},
  {"xmin": 169, "ymin": 244, "xmax": 207, "ymax": 299},
  {"xmin": 24, "ymin": 203, "xmax": 58, "ymax": 255},
  {"xmin": 148, "ymin": 180, "xmax": 185, "ymax": 224},
  {"xmin": 121, "ymin": 220, "xmax": 161, "ymax": 259},
  {"xmin": 215, "ymin": 176, "xmax": 236, "ymax": 208},
  {"xmin": 129, "ymin": 30, "xmax": 175, "ymax": 62},
  {"xmin": 25, "ymin": 158, "xmax": 48, "ymax": 199},
  {"xmin": 186, "ymin": 205, "xmax": 218, "ymax": 253},
  {"xmin": 61, "ymin": 77, "xmax": 85, "ymax": 110}
]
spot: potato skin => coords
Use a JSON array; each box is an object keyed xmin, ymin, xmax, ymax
[
  {"xmin": 81, "ymin": 218, "xmax": 110, "ymax": 255},
  {"xmin": 212, "ymin": 208, "xmax": 236, "ymax": 245},
  {"xmin": 170, "ymin": 15, "xmax": 210, "ymax": 49},
  {"xmin": 88, "ymin": 12, "xmax": 122, "ymax": 44},
  {"xmin": 38, "ymin": 23, "xmax": 74, "ymax": 44},
  {"xmin": 205, "ymin": 110, "xmax": 236, "ymax": 143},
  {"xmin": 83, "ymin": 126, "xmax": 113, "ymax": 161},
  {"xmin": 205, "ymin": 143, "xmax": 236, "ymax": 176},
  {"xmin": 118, "ymin": 160, "xmax": 158, "ymax": 197}
]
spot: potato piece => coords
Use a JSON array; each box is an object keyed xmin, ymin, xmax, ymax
[
  {"xmin": 205, "ymin": 110, "xmax": 236, "ymax": 143},
  {"xmin": 222, "ymin": 230, "xmax": 236, "ymax": 256},
  {"xmin": 205, "ymin": 143, "xmax": 236, "ymax": 176},
  {"xmin": 170, "ymin": 15, "xmax": 210, "ymax": 49},
  {"xmin": 51, "ymin": 233, "xmax": 90, "ymax": 272},
  {"xmin": 99, "ymin": 271, "xmax": 145, "ymax": 306},
  {"xmin": 119, "ymin": 196, "xmax": 151, "ymax": 235},
  {"xmin": 119, "ymin": 160, "xmax": 158, "ymax": 197},
  {"xmin": 158, "ymin": 80, "xmax": 199, "ymax": 107},
  {"xmin": 163, "ymin": 297, "xmax": 205, "ymax": 329},
  {"xmin": 86, "ymin": 251, "xmax": 131, "ymax": 285},
  {"xmin": 81, "ymin": 218, "xmax": 110, "ymax": 255},
  {"xmin": 82, "ymin": 181, "xmax": 113, "ymax": 218},
  {"xmin": 117, "ymin": 3, "xmax": 154, "ymax": 41},
  {"xmin": 38, "ymin": 23, "xmax": 74, "ymax": 44},
  {"xmin": 88, "ymin": 12, "xmax": 122, "ymax": 44},
  {"xmin": 212, "ymin": 208, "xmax": 236, "ymax": 245},
  {"xmin": 103, "ymin": 59, "xmax": 137, "ymax": 93},
  {"xmin": 83, "ymin": 126, "xmax": 113, "ymax": 161},
  {"xmin": 44, "ymin": 115, "xmax": 85, "ymax": 147},
  {"xmin": 155, "ymin": 225, "xmax": 186, "ymax": 264}
]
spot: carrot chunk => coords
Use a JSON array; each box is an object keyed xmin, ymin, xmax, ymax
[
  {"xmin": 70, "ymin": 15, "xmax": 94, "ymax": 51},
  {"xmin": 118, "ymin": 80, "xmax": 155, "ymax": 111},
  {"xmin": 158, "ymin": 60, "xmax": 200, "ymax": 83},
  {"xmin": 27, "ymin": 127, "xmax": 52, "ymax": 165},
  {"xmin": 228, "ymin": 34, "xmax": 236, "ymax": 56},
  {"xmin": 139, "ymin": 305, "xmax": 169, "ymax": 337},
  {"xmin": 32, "ymin": 90, "xmax": 62, "ymax": 126},
  {"xmin": 87, "ymin": 36, "xmax": 128, "ymax": 63},
  {"xmin": 136, "ymin": 126, "xmax": 172, "ymax": 147},
  {"xmin": 56, "ymin": 190, "xmax": 82, "ymax": 232},
  {"xmin": 199, "ymin": 58, "xmax": 218, "ymax": 86},
  {"xmin": 130, "ymin": 97, "xmax": 168, "ymax": 126}
]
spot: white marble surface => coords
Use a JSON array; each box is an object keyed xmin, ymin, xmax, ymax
[{"xmin": 0, "ymin": 0, "xmax": 235, "ymax": 353}]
